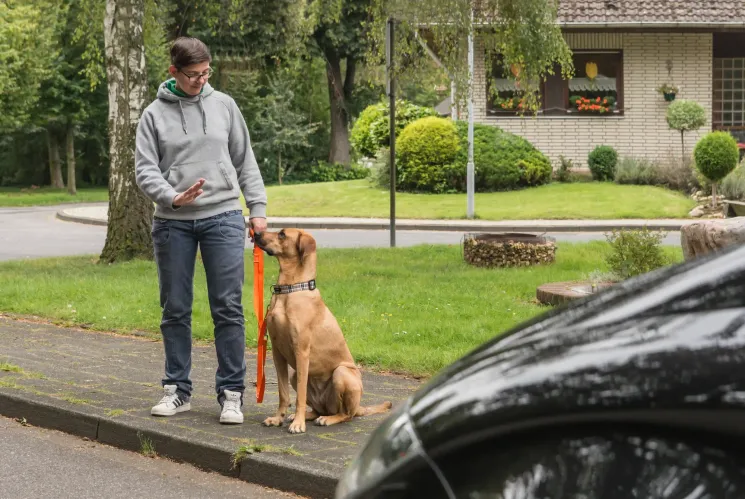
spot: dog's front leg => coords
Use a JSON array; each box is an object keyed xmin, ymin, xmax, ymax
[
  {"xmin": 288, "ymin": 349, "xmax": 310, "ymax": 434},
  {"xmin": 263, "ymin": 348, "xmax": 290, "ymax": 427}
]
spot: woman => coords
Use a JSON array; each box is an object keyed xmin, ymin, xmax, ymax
[{"xmin": 135, "ymin": 37, "xmax": 267, "ymax": 424}]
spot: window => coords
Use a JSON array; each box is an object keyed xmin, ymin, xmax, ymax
[
  {"xmin": 435, "ymin": 428, "xmax": 745, "ymax": 498},
  {"xmin": 487, "ymin": 51, "xmax": 624, "ymax": 117}
]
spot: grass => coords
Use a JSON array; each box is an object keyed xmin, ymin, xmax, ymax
[
  {"xmin": 0, "ymin": 180, "xmax": 695, "ymax": 220},
  {"xmin": 0, "ymin": 187, "xmax": 108, "ymax": 207},
  {"xmin": 138, "ymin": 432, "xmax": 157, "ymax": 458},
  {"xmin": 105, "ymin": 409, "xmax": 125, "ymax": 418},
  {"xmin": 257, "ymin": 180, "xmax": 695, "ymax": 220},
  {"xmin": 231, "ymin": 443, "xmax": 266, "ymax": 469},
  {"xmin": 0, "ymin": 243, "xmax": 683, "ymax": 377},
  {"xmin": 0, "ymin": 362, "xmax": 23, "ymax": 373}
]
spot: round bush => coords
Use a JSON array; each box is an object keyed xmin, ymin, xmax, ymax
[
  {"xmin": 350, "ymin": 100, "xmax": 438, "ymax": 158},
  {"xmin": 666, "ymin": 99, "xmax": 707, "ymax": 133},
  {"xmin": 393, "ymin": 118, "xmax": 552, "ymax": 193},
  {"xmin": 397, "ymin": 117, "xmax": 460, "ymax": 193},
  {"xmin": 694, "ymin": 131, "xmax": 740, "ymax": 183},
  {"xmin": 588, "ymin": 145, "xmax": 618, "ymax": 181}
]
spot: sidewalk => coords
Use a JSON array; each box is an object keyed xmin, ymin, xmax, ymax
[
  {"xmin": 56, "ymin": 204, "xmax": 694, "ymax": 233},
  {"xmin": 0, "ymin": 317, "xmax": 420, "ymax": 498}
]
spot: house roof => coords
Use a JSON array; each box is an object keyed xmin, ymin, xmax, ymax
[{"xmin": 557, "ymin": 1, "xmax": 745, "ymax": 27}]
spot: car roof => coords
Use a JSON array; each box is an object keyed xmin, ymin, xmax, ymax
[{"xmin": 408, "ymin": 243, "xmax": 745, "ymax": 454}]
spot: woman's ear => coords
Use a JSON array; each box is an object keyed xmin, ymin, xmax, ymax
[{"xmin": 296, "ymin": 232, "xmax": 317, "ymax": 261}]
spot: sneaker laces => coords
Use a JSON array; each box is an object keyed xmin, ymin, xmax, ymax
[
  {"xmin": 158, "ymin": 392, "xmax": 179, "ymax": 406},
  {"xmin": 223, "ymin": 397, "xmax": 241, "ymax": 414}
]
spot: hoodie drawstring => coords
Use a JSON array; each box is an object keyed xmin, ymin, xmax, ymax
[
  {"xmin": 176, "ymin": 97, "xmax": 207, "ymax": 135},
  {"xmin": 178, "ymin": 100, "xmax": 187, "ymax": 135},
  {"xmin": 199, "ymin": 97, "xmax": 207, "ymax": 134}
]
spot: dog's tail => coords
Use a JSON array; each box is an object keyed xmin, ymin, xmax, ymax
[{"xmin": 355, "ymin": 401, "xmax": 393, "ymax": 417}]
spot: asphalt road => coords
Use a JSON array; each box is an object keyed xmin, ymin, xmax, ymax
[
  {"xmin": 0, "ymin": 204, "xmax": 683, "ymax": 261},
  {"xmin": 0, "ymin": 416, "xmax": 304, "ymax": 499}
]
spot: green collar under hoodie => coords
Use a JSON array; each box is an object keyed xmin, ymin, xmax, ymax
[{"xmin": 133, "ymin": 78, "xmax": 267, "ymax": 221}]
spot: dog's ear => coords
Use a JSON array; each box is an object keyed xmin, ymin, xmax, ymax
[{"xmin": 296, "ymin": 232, "xmax": 316, "ymax": 260}]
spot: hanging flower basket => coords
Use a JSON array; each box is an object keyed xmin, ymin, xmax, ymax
[
  {"xmin": 663, "ymin": 92, "xmax": 677, "ymax": 102},
  {"xmin": 656, "ymin": 83, "xmax": 680, "ymax": 102}
]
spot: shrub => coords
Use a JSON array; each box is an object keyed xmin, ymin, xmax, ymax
[
  {"xmin": 452, "ymin": 121, "xmax": 552, "ymax": 191},
  {"xmin": 666, "ymin": 99, "xmax": 707, "ymax": 161},
  {"xmin": 653, "ymin": 156, "xmax": 699, "ymax": 193},
  {"xmin": 554, "ymin": 155, "xmax": 574, "ymax": 183},
  {"xmin": 397, "ymin": 117, "xmax": 460, "ymax": 193},
  {"xmin": 350, "ymin": 100, "xmax": 438, "ymax": 158},
  {"xmin": 392, "ymin": 118, "xmax": 552, "ymax": 193},
  {"xmin": 614, "ymin": 157, "xmax": 656, "ymax": 185},
  {"xmin": 719, "ymin": 162, "xmax": 745, "ymax": 201},
  {"xmin": 694, "ymin": 131, "xmax": 740, "ymax": 208},
  {"xmin": 605, "ymin": 228, "xmax": 667, "ymax": 280},
  {"xmin": 371, "ymin": 147, "xmax": 391, "ymax": 189},
  {"xmin": 588, "ymin": 145, "xmax": 618, "ymax": 181},
  {"xmin": 289, "ymin": 161, "xmax": 369, "ymax": 184}
]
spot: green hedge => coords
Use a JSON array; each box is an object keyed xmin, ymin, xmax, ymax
[{"xmin": 392, "ymin": 117, "xmax": 552, "ymax": 193}]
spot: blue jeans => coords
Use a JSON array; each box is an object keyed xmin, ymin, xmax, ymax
[{"xmin": 151, "ymin": 210, "xmax": 246, "ymax": 403}]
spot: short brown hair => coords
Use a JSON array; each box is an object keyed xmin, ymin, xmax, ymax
[{"xmin": 170, "ymin": 37, "xmax": 212, "ymax": 68}]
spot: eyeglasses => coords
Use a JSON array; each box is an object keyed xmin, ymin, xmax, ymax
[{"xmin": 178, "ymin": 68, "xmax": 214, "ymax": 82}]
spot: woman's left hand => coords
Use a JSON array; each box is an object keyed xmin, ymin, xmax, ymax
[{"xmin": 249, "ymin": 217, "xmax": 267, "ymax": 240}]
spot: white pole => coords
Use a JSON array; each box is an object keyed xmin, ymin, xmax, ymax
[{"xmin": 467, "ymin": 9, "xmax": 475, "ymax": 219}]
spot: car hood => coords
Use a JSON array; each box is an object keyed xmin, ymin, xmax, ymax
[{"xmin": 409, "ymin": 243, "xmax": 745, "ymax": 453}]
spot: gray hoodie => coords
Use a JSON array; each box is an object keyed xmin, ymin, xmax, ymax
[{"xmin": 135, "ymin": 78, "xmax": 267, "ymax": 220}]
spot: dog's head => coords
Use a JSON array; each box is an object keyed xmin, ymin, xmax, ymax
[{"xmin": 254, "ymin": 228, "xmax": 317, "ymax": 262}]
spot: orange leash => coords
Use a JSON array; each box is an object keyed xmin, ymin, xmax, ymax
[{"xmin": 250, "ymin": 228, "xmax": 267, "ymax": 403}]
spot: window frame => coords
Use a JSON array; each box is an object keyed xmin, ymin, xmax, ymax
[{"xmin": 486, "ymin": 49, "xmax": 625, "ymax": 118}]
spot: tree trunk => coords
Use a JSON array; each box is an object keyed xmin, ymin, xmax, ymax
[
  {"xmin": 278, "ymin": 150, "xmax": 283, "ymax": 185},
  {"xmin": 325, "ymin": 50, "xmax": 352, "ymax": 166},
  {"xmin": 47, "ymin": 130, "xmax": 65, "ymax": 188},
  {"xmin": 100, "ymin": 0, "xmax": 154, "ymax": 264},
  {"xmin": 681, "ymin": 130, "xmax": 685, "ymax": 164},
  {"xmin": 66, "ymin": 124, "xmax": 77, "ymax": 195},
  {"xmin": 712, "ymin": 182, "xmax": 718, "ymax": 210}
]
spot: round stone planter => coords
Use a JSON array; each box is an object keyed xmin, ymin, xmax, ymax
[
  {"xmin": 536, "ymin": 280, "xmax": 615, "ymax": 306},
  {"xmin": 463, "ymin": 233, "xmax": 556, "ymax": 268}
]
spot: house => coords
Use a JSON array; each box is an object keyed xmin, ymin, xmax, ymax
[{"xmin": 464, "ymin": 1, "xmax": 745, "ymax": 168}]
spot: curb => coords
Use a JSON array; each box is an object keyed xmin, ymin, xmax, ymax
[
  {"xmin": 0, "ymin": 392, "xmax": 337, "ymax": 499},
  {"xmin": 56, "ymin": 209, "xmax": 691, "ymax": 233}
]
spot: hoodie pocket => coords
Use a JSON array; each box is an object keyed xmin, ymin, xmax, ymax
[
  {"xmin": 217, "ymin": 161, "xmax": 236, "ymax": 191},
  {"xmin": 166, "ymin": 160, "xmax": 237, "ymax": 207}
]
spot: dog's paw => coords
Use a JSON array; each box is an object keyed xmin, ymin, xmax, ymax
[
  {"xmin": 285, "ymin": 413, "xmax": 296, "ymax": 423},
  {"xmin": 262, "ymin": 416, "xmax": 284, "ymax": 427},
  {"xmin": 315, "ymin": 416, "xmax": 331, "ymax": 426},
  {"xmin": 288, "ymin": 418, "xmax": 306, "ymax": 434}
]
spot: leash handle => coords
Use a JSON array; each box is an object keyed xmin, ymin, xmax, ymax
[{"xmin": 250, "ymin": 228, "xmax": 267, "ymax": 403}]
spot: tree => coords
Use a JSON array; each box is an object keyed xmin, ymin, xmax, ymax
[
  {"xmin": 253, "ymin": 75, "xmax": 319, "ymax": 184},
  {"xmin": 99, "ymin": 0, "xmax": 154, "ymax": 263},
  {"xmin": 308, "ymin": 1, "xmax": 373, "ymax": 166},
  {"xmin": 367, "ymin": 0, "xmax": 574, "ymax": 116},
  {"xmin": 0, "ymin": 1, "xmax": 59, "ymax": 133},
  {"xmin": 666, "ymin": 99, "xmax": 707, "ymax": 164},
  {"xmin": 694, "ymin": 131, "xmax": 740, "ymax": 210}
]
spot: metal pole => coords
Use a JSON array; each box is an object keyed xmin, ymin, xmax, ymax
[
  {"xmin": 387, "ymin": 17, "xmax": 396, "ymax": 247},
  {"xmin": 466, "ymin": 10, "xmax": 475, "ymax": 219}
]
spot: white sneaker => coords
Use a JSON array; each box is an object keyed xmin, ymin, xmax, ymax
[
  {"xmin": 220, "ymin": 390, "xmax": 244, "ymax": 424},
  {"xmin": 151, "ymin": 385, "xmax": 191, "ymax": 416}
]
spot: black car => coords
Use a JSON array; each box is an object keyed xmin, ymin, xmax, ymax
[{"xmin": 336, "ymin": 243, "xmax": 745, "ymax": 499}]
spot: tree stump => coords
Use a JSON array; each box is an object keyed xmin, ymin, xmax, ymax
[
  {"xmin": 463, "ymin": 233, "xmax": 556, "ymax": 268},
  {"xmin": 680, "ymin": 217, "xmax": 745, "ymax": 261}
]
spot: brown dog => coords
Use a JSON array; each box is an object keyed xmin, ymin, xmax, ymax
[{"xmin": 255, "ymin": 229, "xmax": 392, "ymax": 434}]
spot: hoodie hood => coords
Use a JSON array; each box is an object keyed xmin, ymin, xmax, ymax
[{"xmin": 157, "ymin": 78, "xmax": 215, "ymax": 135}]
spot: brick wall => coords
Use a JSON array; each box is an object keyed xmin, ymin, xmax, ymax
[{"xmin": 472, "ymin": 32, "xmax": 713, "ymax": 168}]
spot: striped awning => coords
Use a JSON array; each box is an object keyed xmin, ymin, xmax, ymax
[
  {"xmin": 569, "ymin": 76, "xmax": 616, "ymax": 92},
  {"xmin": 492, "ymin": 75, "xmax": 617, "ymax": 93}
]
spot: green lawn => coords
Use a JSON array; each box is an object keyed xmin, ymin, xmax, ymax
[
  {"xmin": 0, "ymin": 187, "xmax": 108, "ymax": 207},
  {"xmin": 1, "ymin": 180, "xmax": 695, "ymax": 220},
  {"xmin": 0, "ymin": 243, "xmax": 683, "ymax": 377},
  {"xmin": 260, "ymin": 180, "xmax": 695, "ymax": 220}
]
